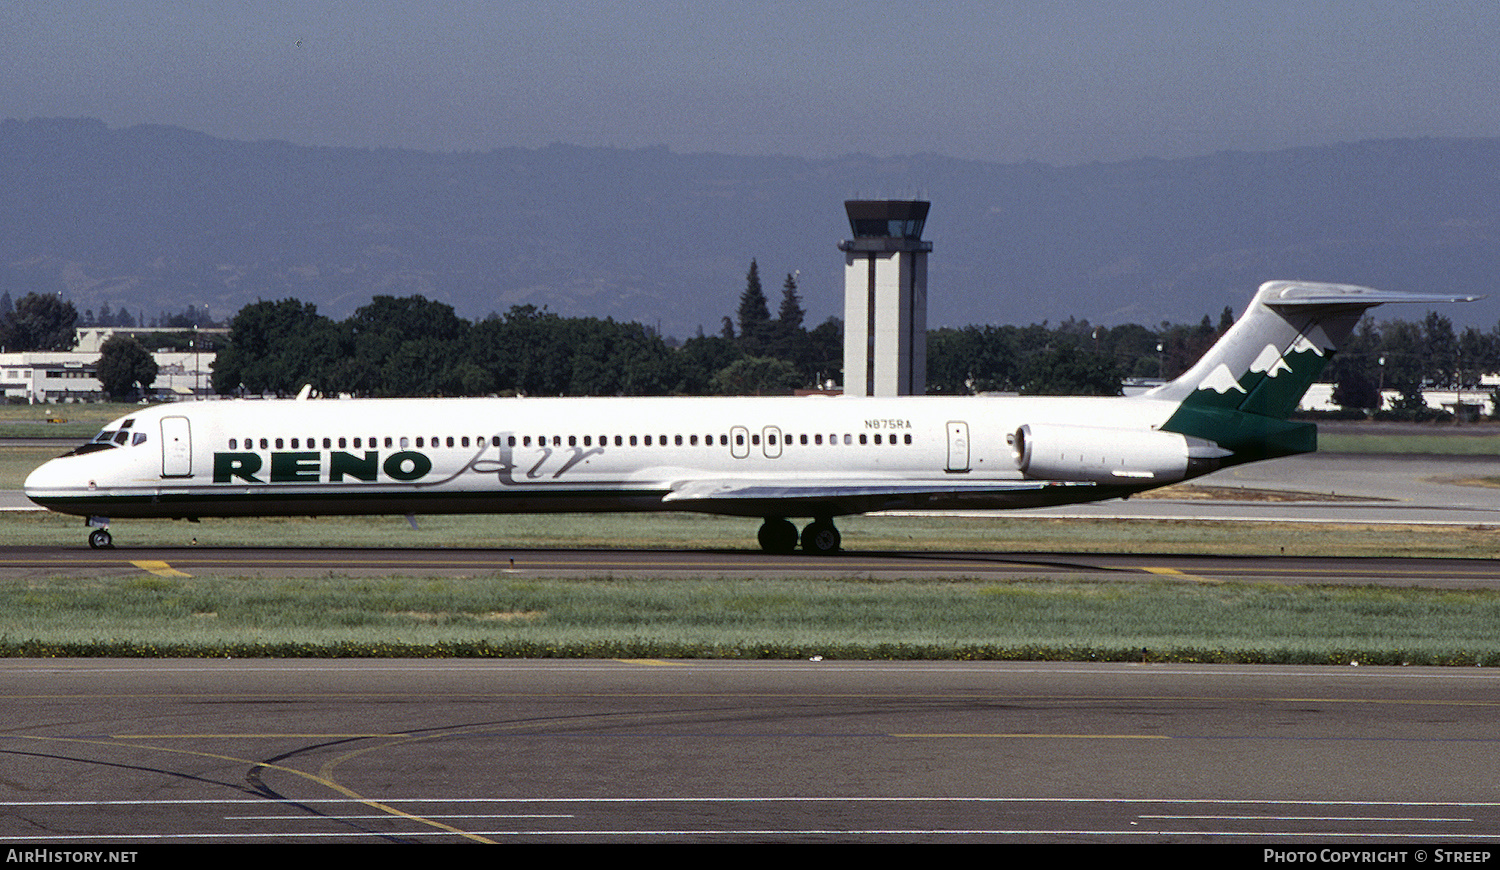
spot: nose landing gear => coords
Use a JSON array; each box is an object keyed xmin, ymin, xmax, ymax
[{"xmin": 86, "ymin": 518, "xmax": 113, "ymax": 549}]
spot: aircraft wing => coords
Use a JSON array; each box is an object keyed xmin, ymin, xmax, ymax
[{"xmin": 661, "ymin": 477, "xmax": 1103, "ymax": 516}]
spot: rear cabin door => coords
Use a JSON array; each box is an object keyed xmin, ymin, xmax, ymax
[
  {"xmin": 160, "ymin": 415, "xmax": 193, "ymax": 478},
  {"xmin": 945, "ymin": 421, "xmax": 970, "ymax": 473}
]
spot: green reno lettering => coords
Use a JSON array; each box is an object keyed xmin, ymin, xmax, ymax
[{"xmin": 213, "ymin": 451, "xmax": 433, "ymax": 484}]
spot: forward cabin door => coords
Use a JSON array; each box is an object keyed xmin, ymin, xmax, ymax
[
  {"xmin": 160, "ymin": 416, "xmax": 193, "ymax": 478},
  {"xmin": 945, "ymin": 421, "xmax": 970, "ymax": 473}
]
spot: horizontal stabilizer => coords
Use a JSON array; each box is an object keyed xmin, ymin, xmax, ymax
[{"xmin": 1258, "ymin": 281, "xmax": 1482, "ymax": 308}]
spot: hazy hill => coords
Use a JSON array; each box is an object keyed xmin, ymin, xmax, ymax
[{"xmin": 2, "ymin": 118, "xmax": 1497, "ymax": 337}]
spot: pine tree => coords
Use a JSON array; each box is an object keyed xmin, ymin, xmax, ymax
[
  {"xmin": 736, "ymin": 260, "xmax": 771, "ymax": 353},
  {"xmin": 777, "ymin": 273, "xmax": 804, "ymax": 331}
]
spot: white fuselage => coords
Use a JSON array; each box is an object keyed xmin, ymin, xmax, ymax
[{"xmin": 24, "ymin": 393, "xmax": 1184, "ymax": 521}]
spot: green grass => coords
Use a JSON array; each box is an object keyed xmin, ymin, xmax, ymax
[
  {"xmin": 3, "ymin": 572, "xmax": 1499, "ymax": 665},
  {"xmin": 0, "ymin": 403, "xmax": 137, "ymax": 439},
  {"xmin": 3, "ymin": 510, "xmax": 1500, "ymax": 663},
  {"xmin": 1318, "ymin": 431, "xmax": 1500, "ymax": 454}
]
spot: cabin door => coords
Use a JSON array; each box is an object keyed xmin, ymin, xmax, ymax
[
  {"xmin": 160, "ymin": 415, "xmax": 193, "ymax": 478},
  {"xmin": 730, "ymin": 426, "xmax": 750, "ymax": 459},
  {"xmin": 762, "ymin": 426, "xmax": 783, "ymax": 459},
  {"xmin": 945, "ymin": 421, "xmax": 970, "ymax": 473}
]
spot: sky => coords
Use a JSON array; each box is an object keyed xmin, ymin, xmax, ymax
[{"xmin": 5, "ymin": 1, "xmax": 1499, "ymax": 166}]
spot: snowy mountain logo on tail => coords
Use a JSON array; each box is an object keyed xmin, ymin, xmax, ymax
[{"xmin": 1154, "ymin": 281, "xmax": 1479, "ymax": 460}]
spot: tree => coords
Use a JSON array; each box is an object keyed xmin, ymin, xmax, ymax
[
  {"xmin": 776, "ymin": 273, "xmax": 804, "ymax": 332},
  {"xmin": 339, "ymin": 295, "xmax": 470, "ymax": 396},
  {"xmin": 709, "ymin": 356, "xmax": 802, "ymax": 396},
  {"xmin": 1, "ymin": 293, "xmax": 78, "ymax": 351},
  {"xmin": 212, "ymin": 299, "xmax": 341, "ymax": 395},
  {"xmin": 736, "ymin": 260, "xmax": 771, "ymax": 354},
  {"xmin": 678, "ymin": 333, "xmax": 744, "ymax": 394},
  {"xmin": 95, "ymin": 335, "xmax": 158, "ymax": 401},
  {"xmin": 1331, "ymin": 367, "xmax": 1381, "ymax": 412},
  {"xmin": 1017, "ymin": 345, "xmax": 1122, "ymax": 396},
  {"xmin": 765, "ymin": 272, "xmax": 813, "ymax": 380},
  {"xmin": 1422, "ymin": 312, "xmax": 1459, "ymax": 388}
]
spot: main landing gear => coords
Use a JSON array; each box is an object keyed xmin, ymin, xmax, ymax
[{"xmin": 757, "ymin": 517, "xmax": 841, "ymax": 555}]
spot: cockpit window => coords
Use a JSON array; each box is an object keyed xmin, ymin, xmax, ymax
[
  {"xmin": 132, "ymin": 432, "xmax": 147, "ymax": 446},
  {"xmin": 94, "ymin": 430, "xmax": 115, "ymax": 443},
  {"xmin": 66, "ymin": 442, "xmax": 115, "ymax": 456}
]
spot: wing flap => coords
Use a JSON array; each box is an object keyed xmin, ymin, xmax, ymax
[{"xmin": 663, "ymin": 477, "xmax": 1094, "ymax": 504}]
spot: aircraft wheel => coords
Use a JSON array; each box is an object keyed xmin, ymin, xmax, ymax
[
  {"xmin": 757, "ymin": 518, "xmax": 798, "ymax": 554},
  {"xmin": 801, "ymin": 520, "xmax": 841, "ymax": 555},
  {"xmin": 88, "ymin": 529, "xmax": 113, "ymax": 550}
]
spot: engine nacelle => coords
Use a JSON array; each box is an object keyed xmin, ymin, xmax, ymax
[{"xmin": 1010, "ymin": 423, "xmax": 1230, "ymax": 485}]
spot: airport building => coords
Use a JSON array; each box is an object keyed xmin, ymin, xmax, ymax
[
  {"xmin": 839, "ymin": 200, "xmax": 931, "ymax": 397},
  {"xmin": 0, "ymin": 328, "xmax": 218, "ymax": 403}
]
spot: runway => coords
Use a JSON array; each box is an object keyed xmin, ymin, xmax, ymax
[
  {"xmin": 3, "ymin": 450, "xmax": 1500, "ymax": 844},
  {"xmin": 4, "ymin": 544, "xmax": 1500, "ymax": 588},
  {"xmin": 3, "ymin": 659, "xmax": 1500, "ymax": 844}
]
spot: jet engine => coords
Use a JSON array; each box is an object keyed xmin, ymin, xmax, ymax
[{"xmin": 1010, "ymin": 423, "xmax": 1231, "ymax": 485}]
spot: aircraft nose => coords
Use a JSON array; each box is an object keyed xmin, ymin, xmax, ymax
[{"xmin": 23, "ymin": 457, "xmax": 75, "ymax": 507}]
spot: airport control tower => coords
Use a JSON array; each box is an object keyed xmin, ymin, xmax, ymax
[{"xmin": 838, "ymin": 200, "xmax": 931, "ymax": 396}]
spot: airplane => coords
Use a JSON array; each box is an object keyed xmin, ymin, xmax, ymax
[{"xmin": 23, "ymin": 280, "xmax": 1476, "ymax": 553}]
